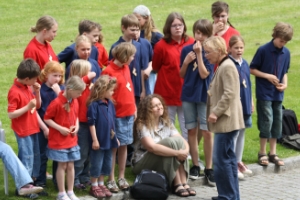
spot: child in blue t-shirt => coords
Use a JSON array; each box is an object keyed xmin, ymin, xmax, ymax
[
  {"xmin": 179, "ymin": 19, "xmax": 215, "ymax": 186},
  {"xmin": 250, "ymin": 22, "xmax": 293, "ymax": 167},
  {"xmin": 228, "ymin": 35, "xmax": 253, "ymax": 179}
]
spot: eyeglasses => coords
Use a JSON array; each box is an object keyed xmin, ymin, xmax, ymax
[
  {"xmin": 171, "ymin": 24, "xmax": 183, "ymax": 28},
  {"xmin": 214, "ymin": 14, "xmax": 227, "ymax": 19}
]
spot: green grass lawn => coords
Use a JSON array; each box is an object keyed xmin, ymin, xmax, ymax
[{"xmin": 0, "ymin": 0, "xmax": 300, "ymax": 199}]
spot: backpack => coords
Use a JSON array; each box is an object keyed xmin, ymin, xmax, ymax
[{"xmin": 130, "ymin": 169, "xmax": 169, "ymax": 200}]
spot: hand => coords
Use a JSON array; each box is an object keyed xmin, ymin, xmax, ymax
[
  {"xmin": 140, "ymin": 90, "xmax": 146, "ymax": 100},
  {"xmin": 92, "ymin": 140, "xmax": 100, "ymax": 150},
  {"xmin": 183, "ymin": 51, "xmax": 196, "ymax": 65},
  {"xmin": 266, "ymin": 74, "xmax": 279, "ymax": 86},
  {"xmin": 276, "ymin": 83, "xmax": 287, "ymax": 92},
  {"xmin": 43, "ymin": 127, "xmax": 49, "ymax": 139},
  {"xmin": 32, "ymin": 82, "xmax": 41, "ymax": 93},
  {"xmin": 87, "ymin": 71, "xmax": 96, "ymax": 80},
  {"xmin": 70, "ymin": 125, "xmax": 78, "ymax": 136},
  {"xmin": 208, "ymin": 113, "xmax": 218, "ymax": 123},
  {"xmin": 51, "ymin": 83, "xmax": 61, "ymax": 95},
  {"xmin": 134, "ymin": 110, "xmax": 137, "ymax": 121},
  {"xmin": 143, "ymin": 68, "xmax": 151, "ymax": 80},
  {"xmin": 27, "ymin": 98, "xmax": 36, "ymax": 110},
  {"xmin": 193, "ymin": 41, "xmax": 202, "ymax": 55},
  {"xmin": 213, "ymin": 22, "xmax": 225, "ymax": 34},
  {"xmin": 117, "ymin": 139, "xmax": 120, "ymax": 147},
  {"xmin": 59, "ymin": 126, "xmax": 70, "ymax": 136},
  {"xmin": 176, "ymin": 149, "xmax": 188, "ymax": 162}
]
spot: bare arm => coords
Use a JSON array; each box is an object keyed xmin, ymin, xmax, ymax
[
  {"xmin": 250, "ymin": 68, "xmax": 279, "ymax": 86},
  {"xmin": 179, "ymin": 52, "xmax": 196, "ymax": 78},
  {"xmin": 37, "ymin": 114, "xmax": 49, "ymax": 138},
  {"xmin": 194, "ymin": 41, "xmax": 210, "ymax": 79},
  {"xmin": 276, "ymin": 73, "xmax": 288, "ymax": 92},
  {"xmin": 44, "ymin": 119, "xmax": 70, "ymax": 136},
  {"xmin": 8, "ymin": 99, "xmax": 36, "ymax": 119},
  {"xmin": 89, "ymin": 125, "xmax": 99, "ymax": 150}
]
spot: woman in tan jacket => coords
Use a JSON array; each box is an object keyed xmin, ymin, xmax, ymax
[{"xmin": 203, "ymin": 36, "xmax": 244, "ymax": 200}]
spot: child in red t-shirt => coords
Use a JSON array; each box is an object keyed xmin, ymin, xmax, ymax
[
  {"xmin": 101, "ymin": 42, "xmax": 136, "ymax": 192},
  {"xmin": 69, "ymin": 59, "xmax": 96, "ymax": 189},
  {"xmin": 44, "ymin": 76, "xmax": 85, "ymax": 200},
  {"xmin": 7, "ymin": 59, "xmax": 41, "ymax": 194},
  {"xmin": 94, "ymin": 24, "xmax": 109, "ymax": 69}
]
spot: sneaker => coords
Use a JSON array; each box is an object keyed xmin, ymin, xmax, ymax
[
  {"xmin": 74, "ymin": 183, "xmax": 86, "ymax": 190},
  {"xmin": 238, "ymin": 162, "xmax": 253, "ymax": 175},
  {"xmin": 99, "ymin": 185, "xmax": 112, "ymax": 197},
  {"xmin": 16, "ymin": 189, "xmax": 39, "ymax": 199},
  {"xmin": 67, "ymin": 192, "xmax": 80, "ymax": 200},
  {"xmin": 107, "ymin": 180, "xmax": 119, "ymax": 193},
  {"xmin": 38, "ymin": 190, "xmax": 49, "ymax": 196},
  {"xmin": 118, "ymin": 178, "xmax": 129, "ymax": 190},
  {"xmin": 238, "ymin": 170, "xmax": 244, "ymax": 179},
  {"xmin": 18, "ymin": 184, "xmax": 44, "ymax": 196},
  {"xmin": 90, "ymin": 186, "xmax": 105, "ymax": 198},
  {"xmin": 46, "ymin": 172, "xmax": 53, "ymax": 180},
  {"xmin": 204, "ymin": 168, "xmax": 216, "ymax": 187},
  {"xmin": 189, "ymin": 165, "xmax": 200, "ymax": 180},
  {"xmin": 56, "ymin": 193, "xmax": 71, "ymax": 200}
]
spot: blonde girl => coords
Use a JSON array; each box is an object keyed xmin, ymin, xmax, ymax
[
  {"xmin": 44, "ymin": 76, "xmax": 85, "ymax": 200},
  {"xmin": 86, "ymin": 75, "xmax": 119, "ymax": 198},
  {"xmin": 69, "ymin": 59, "xmax": 97, "ymax": 189},
  {"xmin": 35, "ymin": 61, "xmax": 64, "ymax": 189}
]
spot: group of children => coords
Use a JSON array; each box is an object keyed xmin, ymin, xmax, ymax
[{"xmin": 6, "ymin": 1, "xmax": 294, "ymax": 199}]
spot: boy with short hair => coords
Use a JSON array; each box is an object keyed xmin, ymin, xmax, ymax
[
  {"xmin": 250, "ymin": 22, "xmax": 293, "ymax": 166},
  {"xmin": 7, "ymin": 58, "xmax": 42, "ymax": 197}
]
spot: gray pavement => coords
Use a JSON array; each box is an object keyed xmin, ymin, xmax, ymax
[{"xmin": 79, "ymin": 156, "xmax": 300, "ymax": 200}]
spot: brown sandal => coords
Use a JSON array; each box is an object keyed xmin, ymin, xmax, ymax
[
  {"xmin": 258, "ymin": 153, "xmax": 269, "ymax": 166},
  {"xmin": 268, "ymin": 153, "xmax": 284, "ymax": 166},
  {"xmin": 172, "ymin": 184, "xmax": 189, "ymax": 197},
  {"xmin": 182, "ymin": 183, "xmax": 196, "ymax": 196}
]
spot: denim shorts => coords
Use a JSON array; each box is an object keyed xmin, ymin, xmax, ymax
[
  {"xmin": 47, "ymin": 145, "xmax": 80, "ymax": 162},
  {"xmin": 115, "ymin": 115, "xmax": 134, "ymax": 146},
  {"xmin": 182, "ymin": 101, "xmax": 208, "ymax": 130},
  {"xmin": 90, "ymin": 149, "xmax": 112, "ymax": 177},
  {"xmin": 257, "ymin": 100, "xmax": 282, "ymax": 138}
]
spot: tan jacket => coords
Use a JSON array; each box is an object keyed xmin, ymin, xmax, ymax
[{"xmin": 206, "ymin": 58, "xmax": 245, "ymax": 133}]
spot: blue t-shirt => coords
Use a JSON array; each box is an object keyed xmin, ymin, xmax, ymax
[
  {"xmin": 250, "ymin": 40, "xmax": 290, "ymax": 101},
  {"xmin": 87, "ymin": 99, "xmax": 118, "ymax": 150},
  {"xmin": 109, "ymin": 37, "xmax": 147, "ymax": 97},
  {"xmin": 229, "ymin": 56, "xmax": 252, "ymax": 115},
  {"xmin": 140, "ymin": 30, "xmax": 163, "ymax": 49},
  {"xmin": 58, "ymin": 43, "xmax": 99, "ymax": 72},
  {"xmin": 180, "ymin": 43, "xmax": 214, "ymax": 103}
]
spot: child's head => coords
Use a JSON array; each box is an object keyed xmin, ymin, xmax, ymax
[
  {"xmin": 87, "ymin": 75, "xmax": 117, "ymax": 106},
  {"xmin": 75, "ymin": 35, "xmax": 92, "ymax": 60},
  {"xmin": 17, "ymin": 59, "xmax": 41, "ymax": 85},
  {"xmin": 211, "ymin": 1, "xmax": 234, "ymax": 28},
  {"xmin": 78, "ymin": 20, "xmax": 100, "ymax": 44},
  {"xmin": 163, "ymin": 12, "xmax": 188, "ymax": 43},
  {"xmin": 31, "ymin": 15, "xmax": 58, "ymax": 42},
  {"xmin": 272, "ymin": 22, "xmax": 293, "ymax": 48},
  {"xmin": 112, "ymin": 42, "xmax": 136, "ymax": 65},
  {"xmin": 121, "ymin": 14, "xmax": 140, "ymax": 39},
  {"xmin": 69, "ymin": 59, "xmax": 91, "ymax": 78},
  {"xmin": 39, "ymin": 61, "xmax": 64, "ymax": 85},
  {"xmin": 64, "ymin": 75, "xmax": 85, "ymax": 111},
  {"xmin": 228, "ymin": 35, "xmax": 245, "ymax": 59},
  {"xmin": 193, "ymin": 19, "xmax": 213, "ymax": 43}
]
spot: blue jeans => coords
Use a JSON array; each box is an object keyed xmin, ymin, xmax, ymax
[
  {"xmin": 213, "ymin": 130, "xmax": 240, "ymax": 200},
  {"xmin": 90, "ymin": 149, "xmax": 112, "ymax": 177},
  {"xmin": 74, "ymin": 123, "xmax": 91, "ymax": 185},
  {"xmin": 0, "ymin": 141, "xmax": 33, "ymax": 190},
  {"xmin": 148, "ymin": 72, "xmax": 157, "ymax": 94},
  {"xmin": 15, "ymin": 133, "xmax": 40, "ymax": 178}
]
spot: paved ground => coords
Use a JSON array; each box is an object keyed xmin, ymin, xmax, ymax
[{"xmin": 79, "ymin": 156, "xmax": 300, "ymax": 200}]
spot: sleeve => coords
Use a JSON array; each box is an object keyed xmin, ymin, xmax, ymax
[
  {"xmin": 7, "ymin": 90, "xmax": 19, "ymax": 112},
  {"xmin": 44, "ymin": 101, "xmax": 57, "ymax": 120},
  {"xmin": 99, "ymin": 45, "xmax": 109, "ymax": 67},
  {"xmin": 139, "ymin": 125, "xmax": 152, "ymax": 139},
  {"xmin": 169, "ymin": 123, "xmax": 179, "ymax": 137},
  {"xmin": 180, "ymin": 47, "xmax": 188, "ymax": 68},
  {"xmin": 148, "ymin": 43, "xmax": 153, "ymax": 62},
  {"xmin": 250, "ymin": 47, "xmax": 263, "ymax": 70},
  {"xmin": 57, "ymin": 46, "xmax": 73, "ymax": 63},
  {"xmin": 24, "ymin": 47, "xmax": 38, "ymax": 61},
  {"xmin": 152, "ymin": 42, "xmax": 163, "ymax": 72},
  {"xmin": 87, "ymin": 103, "xmax": 96, "ymax": 126}
]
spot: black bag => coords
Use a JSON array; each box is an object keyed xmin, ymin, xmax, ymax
[
  {"xmin": 282, "ymin": 133, "xmax": 300, "ymax": 150},
  {"xmin": 130, "ymin": 169, "xmax": 169, "ymax": 200},
  {"xmin": 278, "ymin": 108, "xmax": 299, "ymax": 144}
]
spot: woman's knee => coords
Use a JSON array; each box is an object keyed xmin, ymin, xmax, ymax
[{"xmin": 159, "ymin": 137, "xmax": 184, "ymax": 149}]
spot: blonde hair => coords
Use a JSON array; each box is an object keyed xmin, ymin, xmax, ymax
[
  {"xmin": 112, "ymin": 42, "xmax": 136, "ymax": 64},
  {"xmin": 69, "ymin": 59, "xmax": 91, "ymax": 78},
  {"xmin": 86, "ymin": 75, "xmax": 117, "ymax": 106},
  {"xmin": 64, "ymin": 76, "xmax": 85, "ymax": 112},
  {"xmin": 272, "ymin": 22, "xmax": 293, "ymax": 41},
  {"xmin": 39, "ymin": 61, "xmax": 65, "ymax": 84},
  {"xmin": 203, "ymin": 36, "xmax": 227, "ymax": 55},
  {"xmin": 75, "ymin": 35, "xmax": 92, "ymax": 48},
  {"xmin": 31, "ymin": 15, "xmax": 57, "ymax": 33}
]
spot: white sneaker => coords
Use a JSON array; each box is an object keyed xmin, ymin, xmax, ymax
[
  {"xmin": 238, "ymin": 170, "xmax": 244, "ymax": 179},
  {"xmin": 238, "ymin": 162, "xmax": 253, "ymax": 175}
]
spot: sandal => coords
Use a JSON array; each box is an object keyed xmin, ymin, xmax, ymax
[
  {"xmin": 182, "ymin": 183, "xmax": 196, "ymax": 196},
  {"xmin": 172, "ymin": 184, "xmax": 189, "ymax": 197},
  {"xmin": 268, "ymin": 153, "xmax": 284, "ymax": 166},
  {"xmin": 258, "ymin": 152, "xmax": 269, "ymax": 166}
]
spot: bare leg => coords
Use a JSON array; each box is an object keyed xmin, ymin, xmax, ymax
[
  {"xmin": 66, "ymin": 162, "xmax": 75, "ymax": 192},
  {"xmin": 188, "ymin": 127, "xmax": 199, "ymax": 166},
  {"xmin": 56, "ymin": 162, "xmax": 67, "ymax": 193},
  {"xmin": 118, "ymin": 145, "xmax": 127, "ymax": 179},
  {"xmin": 259, "ymin": 138, "xmax": 268, "ymax": 154},
  {"xmin": 202, "ymin": 130, "xmax": 213, "ymax": 169}
]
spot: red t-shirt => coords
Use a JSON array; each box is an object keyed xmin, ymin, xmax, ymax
[
  {"xmin": 24, "ymin": 37, "xmax": 58, "ymax": 70},
  {"xmin": 77, "ymin": 76, "xmax": 91, "ymax": 122},
  {"xmin": 44, "ymin": 91, "xmax": 79, "ymax": 149},
  {"xmin": 102, "ymin": 62, "xmax": 136, "ymax": 117},
  {"xmin": 94, "ymin": 42, "xmax": 109, "ymax": 68},
  {"xmin": 7, "ymin": 78, "xmax": 39, "ymax": 137},
  {"xmin": 152, "ymin": 37, "xmax": 194, "ymax": 106}
]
